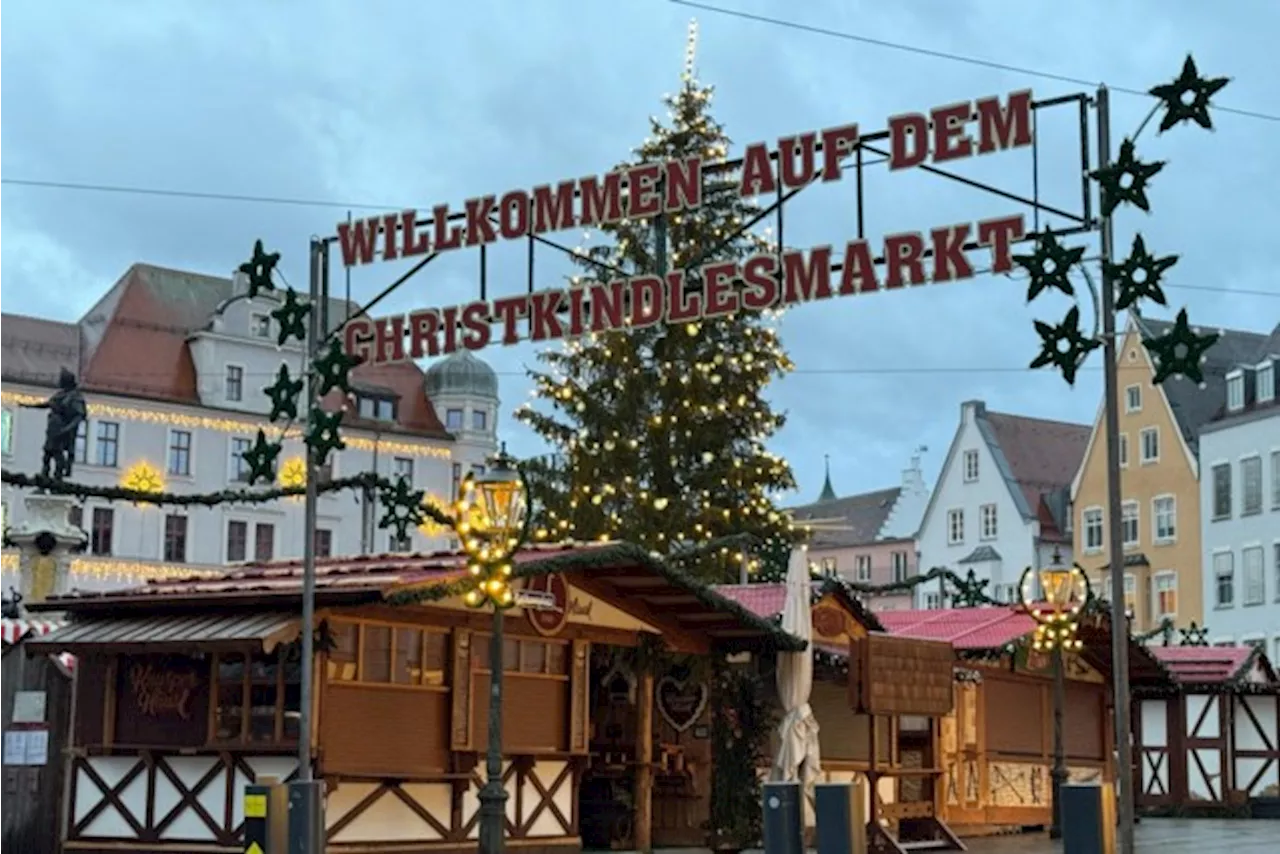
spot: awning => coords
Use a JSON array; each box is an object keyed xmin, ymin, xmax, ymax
[{"xmin": 26, "ymin": 611, "xmax": 300, "ymax": 656}]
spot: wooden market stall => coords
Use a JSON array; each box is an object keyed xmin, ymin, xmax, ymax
[
  {"xmin": 715, "ymin": 582, "xmax": 965, "ymax": 853},
  {"xmin": 875, "ymin": 606, "xmax": 1167, "ymax": 836},
  {"xmin": 26, "ymin": 541, "xmax": 804, "ymax": 854},
  {"xmin": 1132, "ymin": 644, "xmax": 1280, "ymax": 815}
]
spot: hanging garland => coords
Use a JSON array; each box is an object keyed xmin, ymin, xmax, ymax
[{"xmin": 1020, "ymin": 56, "xmax": 1227, "ymax": 386}]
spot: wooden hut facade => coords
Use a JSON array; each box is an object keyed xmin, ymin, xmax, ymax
[
  {"xmin": 26, "ymin": 542, "xmax": 805, "ymax": 854},
  {"xmin": 1133, "ymin": 645, "xmax": 1280, "ymax": 814}
]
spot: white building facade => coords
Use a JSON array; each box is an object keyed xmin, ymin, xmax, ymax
[
  {"xmin": 915, "ymin": 400, "xmax": 1087, "ymax": 608},
  {"xmin": 1, "ymin": 263, "xmax": 499, "ymax": 595},
  {"xmin": 1199, "ymin": 338, "xmax": 1280, "ymax": 661}
]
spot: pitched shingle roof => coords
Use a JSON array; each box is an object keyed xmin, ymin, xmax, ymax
[
  {"xmin": 1133, "ymin": 315, "xmax": 1272, "ymax": 453},
  {"xmin": 1150, "ymin": 645, "xmax": 1276, "ymax": 687},
  {"xmin": 788, "ymin": 487, "xmax": 902, "ymax": 548},
  {"xmin": 0, "ymin": 314, "xmax": 81, "ymax": 386},
  {"xmin": 981, "ymin": 410, "xmax": 1090, "ymax": 523}
]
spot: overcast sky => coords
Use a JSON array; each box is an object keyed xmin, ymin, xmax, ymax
[{"xmin": 3, "ymin": 0, "xmax": 1277, "ymax": 507}]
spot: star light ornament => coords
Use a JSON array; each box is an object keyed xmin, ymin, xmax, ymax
[
  {"xmin": 264, "ymin": 364, "xmax": 305, "ymax": 422},
  {"xmin": 1106, "ymin": 235, "xmax": 1177, "ymax": 312},
  {"xmin": 1030, "ymin": 306, "xmax": 1100, "ymax": 386},
  {"xmin": 241, "ymin": 430, "xmax": 282, "ymax": 486},
  {"xmin": 1091, "ymin": 139, "xmax": 1165, "ymax": 218},
  {"xmin": 313, "ymin": 339, "xmax": 362, "ymax": 397},
  {"xmin": 1142, "ymin": 308, "xmax": 1220, "ymax": 385},
  {"xmin": 270, "ymin": 288, "xmax": 311, "ymax": 347},
  {"xmin": 239, "ymin": 239, "xmax": 281, "ymax": 299},
  {"xmin": 1013, "ymin": 230, "xmax": 1087, "ymax": 301},
  {"xmin": 306, "ymin": 409, "xmax": 346, "ymax": 466},
  {"xmin": 378, "ymin": 478, "xmax": 427, "ymax": 540},
  {"xmin": 1149, "ymin": 55, "xmax": 1230, "ymax": 134}
]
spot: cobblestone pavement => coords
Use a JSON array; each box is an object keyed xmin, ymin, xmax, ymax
[{"xmin": 961, "ymin": 817, "xmax": 1280, "ymax": 854}]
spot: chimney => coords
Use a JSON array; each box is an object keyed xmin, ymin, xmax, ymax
[
  {"xmin": 961, "ymin": 400, "xmax": 986, "ymax": 423},
  {"xmin": 903, "ymin": 445, "xmax": 927, "ymax": 493}
]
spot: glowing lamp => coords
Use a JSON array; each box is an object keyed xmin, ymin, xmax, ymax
[
  {"xmin": 1018, "ymin": 549, "xmax": 1092, "ymax": 652},
  {"xmin": 471, "ymin": 444, "xmax": 528, "ymax": 552}
]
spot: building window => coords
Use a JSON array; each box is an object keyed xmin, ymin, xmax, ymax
[
  {"xmin": 962, "ymin": 450, "xmax": 979, "ymax": 482},
  {"xmin": 254, "ymin": 523, "xmax": 275, "ymax": 562},
  {"xmin": 445, "ymin": 408, "xmax": 464, "ymax": 431},
  {"xmin": 1119, "ymin": 433, "xmax": 1129, "ymax": 468},
  {"xmin": 946, "ymin": 509, "xmax": 964, "ymax": 545},
  {"xmin": 1152, "ymin": 496, "xmax": 1176, "ymax": 543},
  {"xmin": 1272, "ymin": 451, "xmax": 1280, "ymax": 510},
  {"xmin": 95, "ymin": 421, "xmax": 120, "ymax": 468},
  {"xmin": 163, "ymin": 514, "xmax": 188, "ymax": 562},
  {"xmin": 471, "ymin": 464, "xmax": 486, "ymax": 478},
  {"xmin": 891, "ymin": 551, "xmax": 908, "ymax": 583},
  {"xmin": 0, "ymin": 410, "xmax": 12, "ymax": 455},
  {"xmin": 1104, "ymin": 573, "xmax": 1137, "ymax": 615},
  {"xmin": 230, "ymin": 437, "xmax": 253, "ymax": 483},
  {"xmin": 1242, "ymin": 456, "xmax": 1263, "ymax": 516},
  {"xmin": 472, "ymin": 409, "xmax": 488, "ymax": 431},
  {"xmin": 1121, "ymin": 501, "xmax": 1140, "ymax": 548},
  {"xmin": 1226, "ymin": 372, "xmax": 1244, "ymax": 411},
  {"xmin": 314, "ymin": 528, "xmax": 333, "ymax": 559},
  {"xmin": 90, "ymin": 507, "xmax": 114, "ymax": 555},
  {"xmin": 924, "ymin": 592, "xmax": 943, "ymax": 610},
  {"xmin": 1139, "ymin": 427, "xmax": 1159, "ymax": 464},
  {"xmin": 1212, "ymin": 463, "xmax": 1232, "ymax": 520},
  {"xmin": 327, "ymin": 620, "xmax": 450, "ymax": 687},
  {"xmin": 1125, "ymin": 384, "xmax": 1142, "ymax": 413},
  {"xmin": 225, "ymin": 365, "xmax": 244, "ymax": 402},
  {"xmin": 1243, "ymin": 546, "xmax": 1265, "ymax": 606},
  {"xmin": 393, "ymin": 456, "xmax": 414, "ymax": 485},
  {"xmin": 1083, "ymin": 507, "xmax": 1104, "ymax": 552},
  {"xmin": 1257, "ymin": 362, "xmax": 1275, "ymax": 403},
  {"xmin": 251, "ymin": 313, "xmax": 271, "ymax": 339},
  {"xmin": 1214, "ymin": 551, "xmax": 1234, "ymax": 608},
  {"xmin": 74, "ymin": 421, "xmax": 88, "ymax": 463},
  {"xmin": 1153, "ymin": 572, "xmax": 1177, "ymax": 620},
  {"xmin": 979, "ymin": 503, "xmax": 998, "ymax": 540},
  {"xmin": 854, "ymin": 554, "xmax": 871, "ymax": 582},
  {"xmin": 227, "ymin": 520, "xmax": 249, "ymax": 562},
  {"xmin": 1275, "ymin": 543, "xmax": 1280, "ymax": 603},
  {"xmin": 818, "ymin": 557, "xmax": 837, "ymax": 578},
  {"xmin": 451, "ymin": 463, "xmax": 463, "ymax": 501},
  {"xmin": 357, "ymin": 394, "xmax": 396, "ymax": 421},
  {"xmin": 168, "ymin": 429, "xmax": 192, "ymax": 476}
]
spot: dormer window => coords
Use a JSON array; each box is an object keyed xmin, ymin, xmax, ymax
[
  {"xmin": 356, "ymin": 394, "xmax": 397, "ymax": 421},
  {"xmin": 1226, "ymin": 371, "xmax": 1245, "ymax": 412},
  {"xmin": 472, "ymin": 410, "xmax": 488, "ymax": 431},
  {"xmin": 445, "ymin": 409, "xmax": 463, "ymax": 431},
  {"xmin": 1257, "ymin": 360, "xmax": 1275, "ymax": 404},
  {"xmin": 251, "ymin": 313, "xmax": 271, "ymax": 339}
]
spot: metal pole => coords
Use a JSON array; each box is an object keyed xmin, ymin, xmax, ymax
[
  {"xmin": 478, "ymin": 606, "xmax": 507, "ymax": 854},
  {"xmin": 1050, "ymin": 645, "xmax": 1066, "ymax": 838},
  {"xmin": 299, "ymin": 237, "xmax": 322, "ymax": 781},
  {"xmin": 1097, "ymin": 84, "xmax": 1136, "ymax": 854}
]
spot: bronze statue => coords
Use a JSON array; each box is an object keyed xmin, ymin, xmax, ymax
[{"xmin": 22, "ymin": 368, "xmax": 87, "ymax": 481}]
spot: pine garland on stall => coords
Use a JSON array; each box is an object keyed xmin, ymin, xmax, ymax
[
  {"xmin": 516, "ymin": 71, "xmax": 799, "ymax": 584},
  {"xmin": 707, "ymin": 657, "xmax": 775, "ymax": 850}
]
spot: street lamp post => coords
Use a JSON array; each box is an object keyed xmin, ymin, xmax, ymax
[
  {"xmin": 454, "ymin": 444, "xmax": 531, "ymax": 854},
  {"xmin": 1019, "ymin": 551, "xmax": 1092, "ymax": 840}
]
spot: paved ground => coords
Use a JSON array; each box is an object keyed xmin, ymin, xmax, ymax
[{"xmin": 962, "ymin": 818, "xmax": 1279, "ymax": 854}]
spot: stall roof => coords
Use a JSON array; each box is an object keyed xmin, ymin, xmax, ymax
[
  {"xmin": 27, "ymin": 612, "xmax": 300, "ymax": 656},
  {"xmin": 1149, "ymin": 645, "xmax": 1278, "ymax": 689},
  {"xmin": 711, "ymin": 580, "xmax": 885, "ymax": 632},
  {"xmin": 31, "ymin": 542, "xmax": 804, "ymax": 654},
  {"xmin": 874, "ymin": 607, "xmax": 1035, "ymax": 650}
]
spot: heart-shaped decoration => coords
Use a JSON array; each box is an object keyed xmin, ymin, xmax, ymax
[{"xmin": 656, "ymin": 675, "xmax": 708, "ymax": 733}]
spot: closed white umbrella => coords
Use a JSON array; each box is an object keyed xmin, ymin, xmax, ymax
[{"xmin": 771, "ymin": 554, "xmax": 821, "ymax": 799}]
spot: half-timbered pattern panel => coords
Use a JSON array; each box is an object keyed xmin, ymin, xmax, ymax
[
  {"xmin": 1185, "ymin": 694, "xmax": 1226, "ymax": 801},
  {"xmin": 1232, "ymin": 694, "xmax": 1279, "ymax": 798},
  {"xmin": 1137, "ymin": 699, "xmax": 1173, "ymax": 805}
]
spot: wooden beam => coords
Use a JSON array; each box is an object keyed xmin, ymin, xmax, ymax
[
  {"xmin": 568, "ymin": 576, "xmax": 709, "ymax": 654},
  {"xmin": 634, "ymin": 668, "xmax": 655, "ymax": 852}
]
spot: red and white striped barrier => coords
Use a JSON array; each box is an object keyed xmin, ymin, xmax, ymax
[{"xmin": 1, "ymin": 618, "xmax": 75, "ymax": 669}]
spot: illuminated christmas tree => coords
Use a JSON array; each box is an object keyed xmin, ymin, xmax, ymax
[{"xmin": 517, "ymin": 36, "xmax": 799, "ymax": 584}]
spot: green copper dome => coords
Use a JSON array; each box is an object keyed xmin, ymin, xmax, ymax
[{"xmin": 424, "ymin": 350, "xmax": 498, "ymax": 400}]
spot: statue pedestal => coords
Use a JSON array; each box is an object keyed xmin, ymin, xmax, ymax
[{"xmin": 7, "ymin": 494, "xmax": 87, "ymax": 613}]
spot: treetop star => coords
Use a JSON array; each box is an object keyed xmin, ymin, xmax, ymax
[
  {"xmin": 1091, "ymin": 139, "xmax": 1165, "ymax": 218},
  {"xmin": 1013, "ymin": 230, "xmax": 1087, "ymax": 302},
  {"xmin": 1143, "ymin": 308, "xmax": 1219, "ymax": 385},
  {"xmin": 1107, "ymin": 234, "xmax": 1177, "ymax": 312},
  {"xmin": 1149, "ymin": 55, "xmax": 1230, "ymax": 134}
]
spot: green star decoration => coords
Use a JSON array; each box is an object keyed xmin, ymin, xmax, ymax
[
  {"xmin": 1030, "ymin": 306, "xmax": 1101, "ymax": 386},
  {"xmin": 1107, "ymin": 235, "xmax": 1177, "ymax": 312},
  {"xmin": 239, "ymin": 240, "xmax": 281, "ymax": 299},
  {"xmin": 1177, "ymin": 621, "xmax": 1210, "ymax": 647},
  {"xmin": 313, "ymin": 339, "xmax": 362, "ymax": 397},
  {"xmin": 1012, "ymin": 231, "xmax": 1087, "ymax": 301},
  {"xmin": 306, "ymin": 408, "xmax": 346, "ymax": 466},
  {"xmin": 949, "ymin": 569, "xmax": 991, "ymax": 608},
  {"xmin": 1149, "ymin": 55, "xmax": 1229, "ymax": 134},
  {"xmin": 241, "ymin": 429, "xmax": 282, "ymax": 486},
  {"xmin": 1143, "ymin": 308, "xmax": 1219, "ymax": 385},
  {"xmin": 270, "ymin": 288, "xmax": 311, "ymax": 347},
  {"xmin": 264, "ymin": 364, "xmax": 305, "ymax": 423},
  {"xmin": 1091, "ymin": 139, "xmax": 1166, "ymax": 218},
  {"xmin": 378, "ymin": 477, "xmax": 427, "ymax": 540}
]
